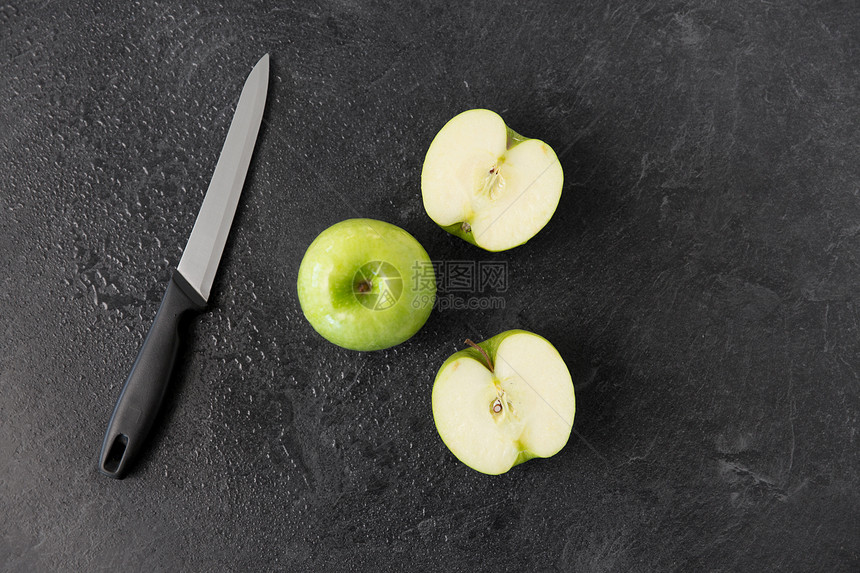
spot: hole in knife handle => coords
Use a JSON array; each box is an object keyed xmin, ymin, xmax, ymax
[{"xmin": 103, "ymin": 434, "xmax": 129, "ymax": 473}]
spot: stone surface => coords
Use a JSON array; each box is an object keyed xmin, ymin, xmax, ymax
[{"xmin": 1, "ymin": 1, "xmax": 858, "ymax": 571}]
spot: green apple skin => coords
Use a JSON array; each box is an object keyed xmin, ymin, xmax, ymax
[
  {"xmin": 422, "ymin": 109, "xmax": 562, "ymax": 252},
  {"xmin": 432, "ymin": 329, "xmax": 575, "ymax": 474},
  {"xmin": 297, "ymin": 218, "xmax": 436, "ymax": 351},
  {"xmin": 440, "ymin": 222, "xmax": 480, "ymax": 248}
]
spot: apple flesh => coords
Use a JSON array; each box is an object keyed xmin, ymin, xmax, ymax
[
  {"xmin": 297, "ymin": 218, "xmax": 436, "ymax": 351},
  {"xmin": 432, "ymin": 330, "xmax": 575, "ymax": 474},
  {"xmin": 421, "ymin": 109, "xmax": 563, "ymax": 251}
]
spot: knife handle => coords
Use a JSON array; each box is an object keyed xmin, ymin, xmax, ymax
[{"xmin": 98, "ymin": 271, "xmax": 205, "ymax": 479}]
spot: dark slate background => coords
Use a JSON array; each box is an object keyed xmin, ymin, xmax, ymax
[{"xmin": 1, "ymin": 1, "xmax": 858, "ymax": 571}]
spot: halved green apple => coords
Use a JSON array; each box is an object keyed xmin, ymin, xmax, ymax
[
  {"xmin": 431, "ymin": 330, "xmax": 575, "ymax": 475},
  {"xmin": 421, "ymin": 109, "xmax": 564, "ymax": 251}
]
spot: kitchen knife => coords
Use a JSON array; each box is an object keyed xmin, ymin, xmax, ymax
[{"xmin": 98, "ymin": 54, "xmax": 270, "ymax": 479}]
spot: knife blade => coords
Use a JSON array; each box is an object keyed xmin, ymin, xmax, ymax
[{"xmin": 98, "ymin": 54, "xmax": 270, "ymax": 479}]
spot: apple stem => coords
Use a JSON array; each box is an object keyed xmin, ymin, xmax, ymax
[{"xmin": 465, "ymin": 339, "xmax": 493, "ymax": 373}]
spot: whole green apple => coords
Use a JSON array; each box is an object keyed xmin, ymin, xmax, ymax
[
  {"xmin": 421, "ymin": 109, "xmax": 564, "ymax": 251},
  {"xmin": 432, "ymin": 330, "xmax": 575, "ymax": 474},
  {"xmin": 297, "ymin": 218, "xmax": 436, "ymax": 351}
]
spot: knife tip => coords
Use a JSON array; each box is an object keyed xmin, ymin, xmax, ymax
[{"xmin": 248, "ymin": 54, "xmax": 270, "ymax": 85}]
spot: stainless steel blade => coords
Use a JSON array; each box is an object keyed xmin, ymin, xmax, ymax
[{"xmin": 177, "ymin": 53, "xmax": 269, "ymax": 301}]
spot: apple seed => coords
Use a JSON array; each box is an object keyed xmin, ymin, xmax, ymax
[{"xmin": 480, "ymin": 163, "xmax": 505, "ymax": 200}]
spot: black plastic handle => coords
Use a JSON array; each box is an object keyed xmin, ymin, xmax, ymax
[{"xmin": 98, "ymin": 271, "xmax": 205, "ymax": 478}]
